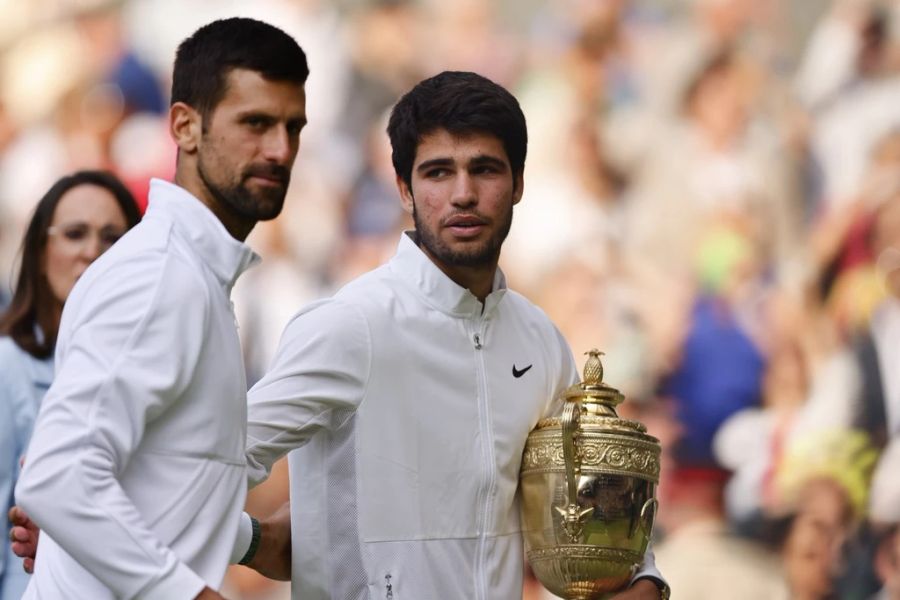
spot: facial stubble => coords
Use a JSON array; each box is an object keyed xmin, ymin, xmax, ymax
[
  {"xmin": 196, "ymin": 139, "xmax": 289, "ymax": 223},
  {"xmin": 411, "ymin": 200, "xmax": 513, "ymax": 268}
]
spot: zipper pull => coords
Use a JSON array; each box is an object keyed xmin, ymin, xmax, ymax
[{"xmin": 473, "ymin": 333, "xmax": 482, "ymax": 349}]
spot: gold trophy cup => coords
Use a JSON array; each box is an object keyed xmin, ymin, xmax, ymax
[{"xmin": 520, "ymin": 350, "xmax": 661, "ymax": 599}]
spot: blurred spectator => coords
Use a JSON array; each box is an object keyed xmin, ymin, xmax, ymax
[
  {"xmin": 662, "ymin": 291, "xmax": 766, "ymax": 470},
  {"xmin": 624, "ymin": 48, "xmax": 801, "ymax": 284},
  {"xmin": 654, "ymin": 451, "xmax": 788, "ymax": 600},
  {"xmin": 805, "ymin": 0, "xmax": 900, "ymax": 207},
  {"xmin": 0, "ymin": 170, "xmax": 139, "ymax": 598},
  {"xmin": 870, "ymin": 439, "xmax": 900, "ymax": 600},
  {"xmin": 713, "ymin": 325, "xmax": 810, "ymax": 533},
  {"xmin": 776, "ymin": 429, "xmax": 880, "ymax": 600},
  {"xmin": 850, "ymin": 184, "xmax": 900, "ymax": 447}
]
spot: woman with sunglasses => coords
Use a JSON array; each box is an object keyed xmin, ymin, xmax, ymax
[{"xmin": 0, "ymin": 170, "xmax": 140, "ymax": 598}]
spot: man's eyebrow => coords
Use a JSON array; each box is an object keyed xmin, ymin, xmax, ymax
[
  {"xmin": 469, "ymin": 155, "xmax": 508, "ymax": 168},
  {"xmin": 416, "ymin": 158, "xmax": 454, "ymax": 173},
  {"xmin": 235, "ymin": 110, "xmax": 274, "ymax": 121},
  {"xmin": 415, "ymin": 155, "xmax": 508, "ymax": 172},
  {"xmin": 234, "ymin": 110, "xmax": 307, "ymax": 126}
]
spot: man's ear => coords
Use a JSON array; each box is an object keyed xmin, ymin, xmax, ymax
[
  {"xmin": 169, "ymin": 102, "xmax": 202, "ymax": 154},
  {"xmin": 397, "ymin": 174, "xmax": 415, "ymax": 214},
  {"xmin": 512, "ymin": 172, "xmax": 524, "ymax": 205}
]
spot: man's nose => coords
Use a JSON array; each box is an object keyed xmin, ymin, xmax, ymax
[
  {"xmin": 263, "ymin": 125, "xmax": 294, "ymax": 164},
  {"xmin": 450, "ymin": 173, "xmax": 477, "ymax": 207}
]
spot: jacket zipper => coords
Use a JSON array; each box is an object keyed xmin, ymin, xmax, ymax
[{"xmin": 471, "ymin": 317, "xmax": 493, "ymax": 600}]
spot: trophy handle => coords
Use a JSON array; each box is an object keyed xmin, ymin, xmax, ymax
[
  {"xmin": 561, "ymin": 398, "xmax": 581, "ymax": 506},
  {"xmin": 555, "ymin": 398, "xmax": 590, "ymax": 543},
  {"xmin": 639, "ymin": 497, "xmax": 658, "ymax": 537}
]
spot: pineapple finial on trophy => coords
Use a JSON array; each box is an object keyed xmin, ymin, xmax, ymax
[{"xmin": 583, "ymin": 349, "xmax": 605, "ymax": 385}]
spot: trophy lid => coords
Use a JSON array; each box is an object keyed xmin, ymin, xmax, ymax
[{"xmin": 564, "ymin": 349, "xmax": 624, "ymax": 414}]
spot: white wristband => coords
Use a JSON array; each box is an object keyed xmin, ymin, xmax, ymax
[{"xmin": 229, "ymin": 511, "xmax": 254, "ymax": 564}]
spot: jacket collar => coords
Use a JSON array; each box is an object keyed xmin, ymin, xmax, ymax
[
  {"xmin": 389, "ymin": 231, "xmax": 507, "ymax": 318},
  {"xmin": 146, "ymin": 179, "xmax": 260, "ymax": 290}
]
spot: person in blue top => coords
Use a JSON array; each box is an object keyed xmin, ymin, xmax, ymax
[{"xmin": 0, "ymin": 170, "xmax": 139, "ymax": 598}]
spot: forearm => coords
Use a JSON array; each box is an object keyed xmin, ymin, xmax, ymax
[
  {"xmin": 245, "ymin": 300, "xmax": 372, "ymax": 489},
  {"xmin": 16, "ymin": 398, "xmax": 205, "ymax": 599},
  {"xmin": 17, "ymin": 432, "xmax": 204, "ymax": 599}
]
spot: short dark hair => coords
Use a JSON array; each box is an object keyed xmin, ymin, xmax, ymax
[
  {"xmin": 387, "ymin": 71, "xmax": 528, "ymax": 189},
  {"xmin": 171, "ymin": 18, "xmax": 309, "ymax": 120},
  {"xmin": 0, "ymin": 171, "xmax": 141, "ymax": 358}
]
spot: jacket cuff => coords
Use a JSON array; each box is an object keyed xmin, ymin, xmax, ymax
[
  {"xmin": 630, "ymin": 543, "xmax": 667, "ymax": 588},
  {"xmin": 229, "ymin": 511, "xmax": 254, "ymax": 564}
]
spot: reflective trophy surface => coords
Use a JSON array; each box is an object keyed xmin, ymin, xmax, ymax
[{"xmin": 520, "ymin": 350, "xmax": 661, "ymax": 599}]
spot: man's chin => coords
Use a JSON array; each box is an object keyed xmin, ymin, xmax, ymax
[
  {"xmin": 255, "ymin": 208, "xmax": 284, "ymax": 221},
  {"xmin": 242, "ymin": 188, "xmax": 286, "ymax": 221},
  {"xmin": 443, "ymin": 245, "xmax": 498, "ymax": 268},
  {"xmin": 249, "ymin": 200, "xmax": 285, "ymax": 221}
]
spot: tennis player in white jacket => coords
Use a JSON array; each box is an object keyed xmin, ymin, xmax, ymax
[
  {"xmin": 235, "ymin": 71, "xmax": 669, "ymax": 600},
  {"xmin": 13, "ymin": 18, "xmax": 308, "ymax": 600}
]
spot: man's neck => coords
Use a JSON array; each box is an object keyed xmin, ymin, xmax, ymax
[{"xmin": 415, "ymin": 239, "xmax": 497, "ymax": 303}]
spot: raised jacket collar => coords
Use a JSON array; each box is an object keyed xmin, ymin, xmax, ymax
[
  {"xmin": 388, "ymin": 231, "xmax": 507, "ymax": 318},
  {"xmin": 146, "ymin": 179, "xmax": 260, "ymax": 290}
]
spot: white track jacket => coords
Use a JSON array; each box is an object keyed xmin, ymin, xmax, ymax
[
  {"xmin": 244, "ymin": 232, "xmax": 662, "ymax": 599},
  {"xmin": 17, "ymin": 180, "xmax": 257, "ymax": 599}
]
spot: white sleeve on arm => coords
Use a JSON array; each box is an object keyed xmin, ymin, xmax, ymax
[
  {"xmin": 542, "ymin": 323, "xmax": 579, "ymax": 418},
  {"xmin": 244, "ymin": 299, "xmax": 371, "ymax": 488},
  {"xmin": 16, "ymin": 255, "xmax": 208, "ymax": 600},
  {"xmin": 632, "ymin": 543, "xmax": 666, "ymax": 587},
  {"xmin": 229, "ymin": 512, "xmax": 255, "ymax": 565}
]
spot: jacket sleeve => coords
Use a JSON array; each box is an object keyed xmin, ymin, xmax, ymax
[
  {"xmin": 632, "ymin": 543, "xmax": 666, "ymax": 589},
  {"xmin": 15, "ymin": 254, "xmax": 208, "ymax": 600},
  {"xmin": 0, "ymin": 356, "xmax": 26, "ymax": 586},
  {"xmin": 244, "ymin": 299, "xmax": 371, "ymax": 488},
  {"xmin": 542, "ymin": 324, "xmax": 580, "ymax": 418}
]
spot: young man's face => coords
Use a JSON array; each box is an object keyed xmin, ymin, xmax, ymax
[
  {"xmin": 196, "ymin": 68, "xmax": 307, "ymax": 224},
  {"xmin": 398, "ymin": 128, "xmax": 523, "ymax": 271}
]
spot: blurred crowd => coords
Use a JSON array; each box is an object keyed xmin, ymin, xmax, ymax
[{"xmin": 1, "ymin": 0, "xmax": 900, "ymax": 598}]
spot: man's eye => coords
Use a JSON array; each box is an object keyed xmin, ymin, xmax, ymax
[
  {"xmin": 287, "ymin": 122, "xmax": 304, "ymax": 136},
  {"xmin": 426, "ymin": 169, "xmax": 449, "ymax": 178}
]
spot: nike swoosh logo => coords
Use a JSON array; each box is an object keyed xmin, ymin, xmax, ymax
[{"xmin": 512, "ymin": 364, "xmax": 532, "ymax": 378}]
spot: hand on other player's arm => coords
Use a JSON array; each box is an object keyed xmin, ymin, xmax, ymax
[{"xmin": 8, "ymin": 505, "xmax": 38, "ymax": 573}]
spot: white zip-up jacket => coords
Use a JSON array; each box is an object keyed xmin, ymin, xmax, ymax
[
  {"xmin": 245, "ymin": 232, "xmax": 661, "ymax": 599},
  {"xmin": 16, "ymin": 179, "xmax": 258, "ymax": 600}
]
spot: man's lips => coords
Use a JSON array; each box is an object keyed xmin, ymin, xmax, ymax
[
  {"xmin": 248, "ymin": 174, "xmax": 287, "ymax": 187},
  {"xmin": 444, "ymin": 215, "xmax": 487, "ymax": 238},
  {"xmin": 246, "ymin": 167, "xmax": 290, "ymax": 187}
]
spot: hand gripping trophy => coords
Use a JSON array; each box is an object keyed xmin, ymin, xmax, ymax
[{"xmin": 520, "ymin": 350, "xmax": 661, "ymax": 599}]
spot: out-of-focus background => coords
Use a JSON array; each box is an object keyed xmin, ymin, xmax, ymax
[{"xmin": 3, "ymin": 0, "xmax": 900, "ymax": 598}]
